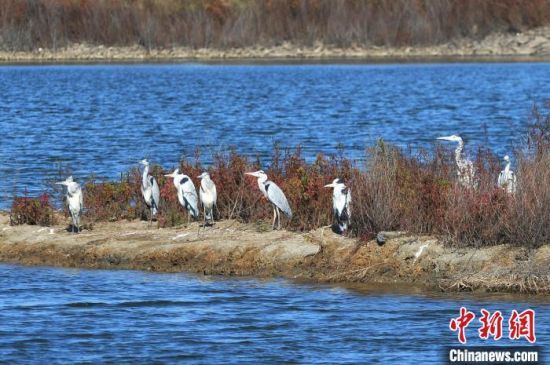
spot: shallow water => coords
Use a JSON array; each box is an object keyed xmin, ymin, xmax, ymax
[
  {"xmin": 0, "ymin": 63, "xmax": 549, "ymax": 202},
  {"xmin": 0, "ymin": 264, "xmax": 547, "ymax": 364}
]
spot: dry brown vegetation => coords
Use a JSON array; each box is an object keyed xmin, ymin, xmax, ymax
[
  {"xmin": 0, "ymin": 0, "xmax": 549, "ymax": 51},
  {"xmin": 11, "ymin": 102, "xmax": 550, "ymax": 249}
]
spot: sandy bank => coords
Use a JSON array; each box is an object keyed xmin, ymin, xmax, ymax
[
  {"xmin": 1, "ymin": 214, "xmax": 548, "ymax": 294},
  {"xmin": 1, "ymin": 27, "xmax": 549, "ymax": 63}
]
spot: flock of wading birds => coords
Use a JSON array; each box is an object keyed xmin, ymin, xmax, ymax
[{"xmin": 56, "ymin": 135, "xmax": 517, "ymax": 234}]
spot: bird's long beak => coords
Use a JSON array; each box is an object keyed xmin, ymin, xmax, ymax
[
  {"xmin": 324, "ymin": 183, "xmax": 335, "ymax": 188},
  {"xmin": 164, "ymin": 173, "xmax": 175, "ymax": 178},
  {"xmin": 55, "ymin": 182, "xmax": 65, "ymax": 185},
  {"xmin": 436, "ymin": 136, "xmax": 453, "ymax": 141},
  {"xmin": 245, "ymin": 172, "xmax": 257, "ymax": 177}
]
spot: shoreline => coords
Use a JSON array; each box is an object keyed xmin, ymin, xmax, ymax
[
  {"xmin": 1, "ymin": 214, "xmax": 548, "ymax": 295},
  {"xmin": 1, "ymin": 27, "xmax": 548, "ymax": 64}
]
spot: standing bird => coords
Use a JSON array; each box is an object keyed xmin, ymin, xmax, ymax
[
  {"xmin": 198, "ymin": 172, "xmax": 217, "ymax": 226},
  {"xmin": 140, "ymin": 159, "xmax": 160, "ymax": 225},
  {"xmin": 245, "ymin": 170, "xmax": 292, "ymax": 230},
  {"xmin": 437, "ymin": 135, "xmax": 476, "ymax": 188},
  {"xmin": 324, "ymin": 178, "xmax": 352, "ymax": 234},
  {"xmin": 165, "ymin": 169, "xmax": 199, "ymax": 224},
  {"xmin": 56, "ymin": 176, "xmax": 83, "ymax": 233},
  {"xmin": 497, "ymin": 155, "xmax": 517, "ymax": 194}
]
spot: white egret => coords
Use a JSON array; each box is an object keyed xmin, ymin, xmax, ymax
[
  {"xmin": 497, "ymin": 155, "xmax": 517, "ymax": 194},
  {"xmin": 165, "ymin": 169, "xmax": 199, "ymax": 224},
  {"xmin": 198, "ymin": 172, "xmax": 217, "ymax": 226},
  {"xmin": 140, "ymin": 159, "xmax": 160, "ymax": 225},
  {"xmin": 324, "ymin": 178, "xmax": 352, "ymax": 234},
  {"xmin": 56, "ymin": 176, "xmax": 83, "ymax": 233},
  {"xmin": 245, "ymin": 170, "xmax": 292, "ymax": 230},
  {"xmin": 437, "ymin": 135, "xmax": 476, "ymax": 188}
]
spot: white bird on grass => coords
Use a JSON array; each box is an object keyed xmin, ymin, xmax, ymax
[
  {"xmin": 198, "ymin": 172, "xmax": 217, "ymax": 226},
  {"xmin": 437, "ymin": 135, "xmax": 476, "ymax": 188},
  {"xmin": 324, "ymin": 178, "xmax": 352, "ymax": 234},
  {"xmin": 245, "ymin": 170, "xmax": 292, "ymax": 230},
  {"xmin": 165, "ymin": 169, "xmax": 199, "ymax": 224},
  {"xmin": 497, "ymin": 155, "xmax": 517, "ymax": 194},
  {"xmin": 140, "ymin": 159, "xmax": 160, "ymax": 225},
  {"xmin": 56, "ymin": 176, "xmax": 83, "ymax": 233}
]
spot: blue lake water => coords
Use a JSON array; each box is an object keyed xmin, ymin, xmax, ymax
[
  {"xmin": 0, "ymin": 264, "xmax": 548, "ymax": 364},
  {"xmin": 0, "ymin": 63, "xmax": 549, "ymax": 363},
  {"xmin": 0, "ymin": 63, "xmax": 549, "ymax": 201}
]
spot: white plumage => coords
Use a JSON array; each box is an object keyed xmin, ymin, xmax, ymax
[
  {"xmin": 56, "ymin": 176, "xmax": 83, "ymax": 233},
  {"xmin": 165, "ymin": 169, "xmax": 199, "ymax": 223},
  {"xmin": 437, "ymin": 135, "xmax": 476, "ymax": 188},
  {"xmin": 325, "ymin": 178, "xmax": 352, "ymax": 234},
  {"xmin": 140, "ymin": 159, "xmax": 160, "ymax": 225},
  {"xmin": 246, "ymin": 170, "xmax": 292, "ymax": 230},
  {"xmin": 497, "ymin": 155, "xmax": 517, "ymax": 194},
  {"xmin": 198, "ymin": 172, "xmax": 217, "ymax": 225}
]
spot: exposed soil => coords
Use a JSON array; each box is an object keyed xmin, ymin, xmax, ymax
[
  {"xmin": 1, "ymin": 213, "xmax": 548, "ymax": 294},
  {"xmin": 0, "ymin": 27, "xmax": 549, "ymax": 63}
]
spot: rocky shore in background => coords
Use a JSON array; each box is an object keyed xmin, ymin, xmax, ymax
[
  {"xmin": 1, "ymin": 213, "xmax": 548, "ymax": 294},
  {"xmin": 0, "ymin": 27, "xmax": 549, "ymax": 62}
]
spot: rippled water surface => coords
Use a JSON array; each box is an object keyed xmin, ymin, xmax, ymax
[
  {"xmin": 0, "ymin": 264, "xmax": 548, "ymax": 364},
  {"xmin": 0, "ymin": 63, "xmax": 549, "ymax": 200},
  {"xmin": 0, "ymin": 64, "xmax": 549, "ymax": 363}
]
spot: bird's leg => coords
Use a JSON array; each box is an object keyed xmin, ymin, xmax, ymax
[
  {"xmin": 272, "ymin": 206, "xmax": 277, "ymax": 230},
  {"xmin": 149, "ymin": 207, "xmax": 153, "ymax": 227},
  {"xmin": 277, "ymin": 207, "xmax": 281, "ymax": 230}
]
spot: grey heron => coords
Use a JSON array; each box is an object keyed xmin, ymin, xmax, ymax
[
  {"xmin": 497, "ymin": 155, "xmax": 517, "ymax": 194},
  {"xmin": 198, "ymin": 172, "xmax": 217, "ymax": 226},
  {"xmin": 165, "ymin": 169, "xmax": 199, "ymax": 224},
  {"xmin": 324, "ymin": 178, "xmax": 352, "ymax": 234},
  {"xmin": 437, "ymin": 135, "xmax": 476, "ymax": 188},
  {"xmin": 56, "ymin": 176, "xmax": 83, "ymax": 233},
  {"xmin": 140, "ymin": 159, "xmax": 160, "ymax": 225},
  {"xmin": 245, "ymin": 170, "xmax": 292, "ymax": 230}
]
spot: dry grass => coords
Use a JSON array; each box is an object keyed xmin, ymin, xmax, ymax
[
  {"xmin": 9, "ymin": 103, "xmax": 550, "ymax": 248},
  {"xmin": 0, "ymin": 0, "xmax": 548, "ymax": 51},
  {"xmin": 9, "ymin": 193, "xmax": 56, "ymax": 226}
]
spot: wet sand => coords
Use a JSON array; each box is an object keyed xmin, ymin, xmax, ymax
[{"xmin": 1, "ymin": 213, "xmax": 548, "ymax": 294}]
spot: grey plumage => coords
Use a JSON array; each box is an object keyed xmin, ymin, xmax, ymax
[
  {"xmin": 246, "ymin": 170, "xmax": 292, "ymax": 230},
  {"xmin": 56, "ymin": 176, "xmax": 83, "ymax": 233},
  {"xmin": 198, "ymin": 172, "xmax": 217, "ymax": 224},
  {"xmin": 264, "ymin": 181, "xmax": 292, "ymax": 218},
  {"xmin": 140, "ymin": 159, "xmax": 160, "ymax": 225},
  {"xmin": 166, "ymin": 169, "xmax": 199, "ymax": 223}
]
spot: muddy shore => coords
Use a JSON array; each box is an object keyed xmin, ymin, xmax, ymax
[
  {"xmin": 1, "ymin": 213, "xmax": 548, "ymax": 294},
  {"xmin": 1, "ymin": 27, "xmax": 549, "ymax": 63}
]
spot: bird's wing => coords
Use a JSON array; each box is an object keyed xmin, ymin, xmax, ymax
[
  {"xmin": 345, "ymin": 188, "xmax": 351, "ymax": 220},
  {"xmin": 497, "ymin": 170, "xmax": 506, "ymax": 187},
  {"xmin": 206, "ymin": 179, "xmax": 217, "ymax": 203},
  {"xmin": 182, "ymin": 181, "xmax": 199, "ymax": 217},
  {"xmin": 151, "ymin": 177, "xmax": 160, "ymax": 208},
  {"xmin": 78, "ymin": 187, "xmax": 84, "ymax": 213},
  {"xmin": 265, "ymin": 181, "xmax": 292, "ymax": 218}
]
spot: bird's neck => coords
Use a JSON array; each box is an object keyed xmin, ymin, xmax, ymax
[
  {"xmin": 505, "ymin": 161, "xmax": 511, "ymax": 172},
  {"xmin": 142, "ymin": 165, "xmax": 149, "ymax": 186},
  {"xmin": 257, "ymin": 177, "xmax": 267, "ymax": 196},
  {"xmin": 174, "ymin": 175, "xmax": 183, "ymax": 189}
]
